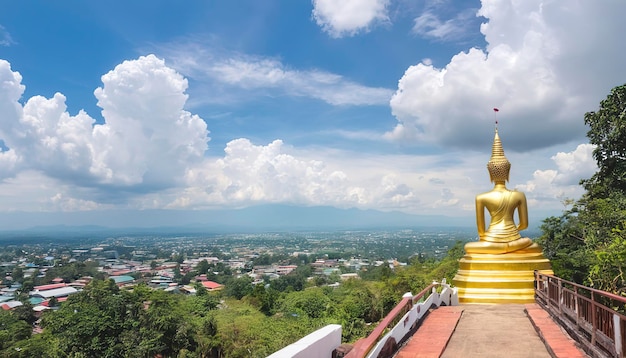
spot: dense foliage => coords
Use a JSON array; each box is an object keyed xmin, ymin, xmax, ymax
[
  {"xmin": 0, "ymin": 242, "xmax": 464, "ymax": 357},
  {"xmin": 538, "ymin": 83, "xmax": 626, "ymax": 294}
]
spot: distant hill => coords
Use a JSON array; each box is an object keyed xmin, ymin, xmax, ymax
[{"xmin": 0, "ymin": 204, "xmax": 475, "ymax": 234}]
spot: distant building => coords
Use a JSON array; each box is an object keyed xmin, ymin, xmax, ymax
[
  {"xmin": 110, "ymin": 275, "xmax": 135, "ymax": 286},
  {"xmin": 201, "ymin": 281, "xmax": 224, "ymax": 291},
  {"xmin": 34, "ymin": 283, "xmax": 66, "ymax": 291},
  {"xmin": 340, "ymin": 273, "xmax": 359, "ymax": 281},
  {"xmin": 30, "ymin": 286, "xmax": 78, "ymax": 299},
  {"xmin": 1, "ymin": 300, "xmax": 23, "ymax": 310},
  {"xmin": 276, "ymin": 265, "xmax": 298, "ymax": 275}
]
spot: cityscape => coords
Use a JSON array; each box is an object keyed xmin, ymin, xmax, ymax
[
  {"xmin": 1, "ymin": 227, "xmax": 478, "ymax": 288},
  {"xmin": 0, "ymin": 226, "xmax": 480, "ymax": 355}
]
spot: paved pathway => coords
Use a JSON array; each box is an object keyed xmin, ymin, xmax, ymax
[
  {"xmin": 395, "ymin": 303, "xmax": 587, "ymax": 358},
  {"xmin": 525, "ymin": 304, "xmax": 587, "ymax": 358},
  {"xmin": 395, "ymin": 306, "xmax": 463, "ymax": 358}
]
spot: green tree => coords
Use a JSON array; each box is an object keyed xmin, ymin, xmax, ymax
[
  {"xmin": 41, "ymin": 280, "xmax": 201, "ymax": 357},
  {"xmin": 20, "ymin": 279, "xmax": 34, "ymax": 294},
  {"xmin": 225, "ymin": 276, "xmax": 253, "ymax": 299},
  {"xmin": 12, "ymin": 301, "xmax": 36, "ymax": 325},
  {"xmin": 11, "ymin": 266, "xmax": 23, "ymax": 281},
  {"xmin": 540, "ymin": 83, "xmax": 626, "ymax": 293},
  {"xmin": 582, "ymin": 84, "xmax": 626, "ymax": 196},
  {"xmin": 537, "ymin": 211, "xmax": 589, "ymax": 283},
  {"xmin": 197, "ymin": 259, "xmax": 210, "ymax": 275},
  {"xmin": 249, "ymin": 284, "xmax": 279, "ymax": 316},
  {"xmin": 9, "ymin": 331, "xmax": 62, "ymax": 358},
  {"xmin": 280, "ymin": 288, "xmax": 331, "ymax": 319},
  {"xmin": 0, "ymin": 310, "xmax": 32, "ymax": 351}
]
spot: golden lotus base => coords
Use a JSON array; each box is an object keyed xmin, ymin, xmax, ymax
[{"xmin": 453, "ymin": 245, "xmax": 553, "ymax": 304}]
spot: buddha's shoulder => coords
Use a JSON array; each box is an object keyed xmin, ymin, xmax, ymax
[
  {"xmin": 509, "ymin": 189, "xmax": 527, "ymax": 198},
  {"xmin": 476, "ymin": 189, "xmax": 526, "ymax": 199}
]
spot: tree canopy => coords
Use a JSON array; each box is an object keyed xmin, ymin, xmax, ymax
[
  {"xmin": 539, "ymin": 83, "xmax": 626, "ymax": 294},
  {"xmin": 0, "ymin": 240, "xmax": 466, "ymax": 357}
]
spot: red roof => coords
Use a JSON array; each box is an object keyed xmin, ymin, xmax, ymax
[
  {"xmin": 41, "ymin": 296, "xmax": 69, "ymax": 307},
  {"xmin": 111, "ymin": 270, "xmax": 132, "ymax": 276},
  {"xmin": 34, "ymin": 283, "xmax": 66, "ymax": 291},
  {"xmin": 201, "ymin": 281, "xmax": 224, "ymax": 290}
]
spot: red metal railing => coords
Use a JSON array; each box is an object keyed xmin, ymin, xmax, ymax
[
  {"xmin": 535, "ymin": 271, "xmax": 626, "ymax": 358},
  {"xmin": 345, "ymin": 283, "xmax": 439, "ymax": 358}
]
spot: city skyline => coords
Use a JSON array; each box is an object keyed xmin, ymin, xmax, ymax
[{"xmin": 0, "ymin": 1, "xmax": 624, "ymax": 229}]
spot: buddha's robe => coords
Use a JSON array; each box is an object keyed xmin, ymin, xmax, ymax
[{"xmin": 481, "ymin": 191, "xmax": 521, "ymax": 243}]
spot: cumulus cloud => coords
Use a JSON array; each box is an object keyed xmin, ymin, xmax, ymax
[
  {"xmin": 0, "ymin": 51, "xmax": 591, "ymax": 219},
  {"xmin": 165, "ymin": 48, "xmax": 393, "ymax": 106},
  {"xmin": 551, "ymin": 143, "xmax": 597, "ymax": 185},
  {"xmin": 517, "ymin": 143, "xmax": 597, "ymax": 205},
  {"xmin": 0, "ymin": 56, "xmax": 413, "ymax": 214},
  {"xmin": 0, "ymin": 55, "xmax": 210, "ymax": 200},
  {"xmin": 389, "ymin": 0, "xmax": 626, "ymax": 151},
  {"xmin": 171, "ymin": 139, "xmax": 368, "ymax": 209},
  {"xmin": 162, "ymin": 139, "xmax": 486, "ymax": 214},
  {"xmin": 312, "ymin": 0, "xmax": 390, "ymax": 38}
]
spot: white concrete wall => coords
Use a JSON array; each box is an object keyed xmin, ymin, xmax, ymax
[
  {"xmin": 366, "ymin": 280, "xmax": 459, "ymax": 358},
  {"xmin": 268, "ymin": 324, "xmax": 342, "ymax": 358}
]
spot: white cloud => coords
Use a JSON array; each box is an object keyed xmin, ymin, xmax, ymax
[
  {"xmin": 165, "ymin": 49, "xmax": 392, "ymax": 106},
  {"xmin": 0, "ymin": 52, "xmax": 595, "ymax": 221},
  {"xmin": 172, "ymin": 139, "xmax": 367, "ymax": 208},
  {"xmin": 517, "ymin": 143, "xmax": 596, "ymax": 205},
  {"xmin": 159, "ymin": 139, "xmax": 487, "ymax": 216},
  {"xmin": 0, "ymin": 25, "xmax": 13, "ymax": 46},
  {"xmin": 312, "ymin": 0, "xmax": 390, "ymax": 38},
  {"xmin": 0, "ymin": 55, "xmax": 210, "ymax": 196},
  {"xmin": 92, "ymin": 55, "xmax": 209, "ymax": 187},
  {"xmin": 389, "ymin": 0, "xmax": 626, "ymax": 151},
  {"xmin": 551, "ymin": 143, "xmax": 596, "ymax": 185},
  {"xmin": 412, "ymin": 9, "xmax": 478, "ymax": 41},
  {"xmin": 1, "ymin": 57, "xmax": 400, "ymax": 214}
]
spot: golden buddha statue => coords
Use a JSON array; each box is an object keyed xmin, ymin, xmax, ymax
[
  {"xmin": 452, "ymin": 125, "xmax": 552, "ymax": 304},
  {"xmin": 464, "ymin": 128, "xmax": 536, "ymax": 254}
]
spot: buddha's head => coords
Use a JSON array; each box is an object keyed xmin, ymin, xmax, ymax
[{"xmin": 487, "ymin": 129, "xmax": 510, "ymax": 183}]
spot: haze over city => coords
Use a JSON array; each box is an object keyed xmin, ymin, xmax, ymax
[{"xmin": 0, "ymin": 1, "xmax": 624, "ymax": 230}]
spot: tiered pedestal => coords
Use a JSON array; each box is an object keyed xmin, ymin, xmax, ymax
[{"xmin": 453, "ymin": 244, "xmax": 553, "ymax": 304}]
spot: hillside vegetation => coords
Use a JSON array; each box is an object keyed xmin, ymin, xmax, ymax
[
  {"xmin": 538, "ymin": 83, "xmax": 626, "ymax": 295},
  {"xmin": 0, "ymin": 241, "xmax": 464, "ymax": 357}
]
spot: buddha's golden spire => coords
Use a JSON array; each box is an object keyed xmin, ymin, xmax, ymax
[{"xmin": 487, "ymin": 126, "xmax": 511, "ymax": 182}]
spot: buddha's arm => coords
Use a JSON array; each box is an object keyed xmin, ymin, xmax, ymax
[
  {"xmin": 516, "ymin": 193, "xmax": 529, "ymax": 231},
  {"xmin": 476, "ymin": 197, "xmax": 486, "ymax": 238}
]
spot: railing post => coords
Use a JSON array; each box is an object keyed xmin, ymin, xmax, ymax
[
  {"xmin": 591, "ymin": 291, "xmax": 597, "ymax": 346},
  {"xmin": 546, "ymin": 275, "xmax": 552, "ymax": 310},
  {"xmin": 613, "ymin": 313, "xmax": 622, "ymax": 358},
  {"xmin": 574, "ymin": 286, "xmax": 580, "ymax": 328},
  {"xmin": 558, "ymin": 276, "xmax": 563, "ymax": 315}
]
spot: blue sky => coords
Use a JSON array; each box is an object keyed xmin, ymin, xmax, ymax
[{"xmin": 0, "ymin": 0, "xmax": 624, "ymax": 229}]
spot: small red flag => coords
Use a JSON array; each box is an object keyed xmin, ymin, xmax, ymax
[{"xmin": 493, "ymin": 108, "xmax": 499, "ymax": 112}]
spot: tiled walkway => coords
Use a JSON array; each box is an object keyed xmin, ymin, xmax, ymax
[
  {"xmin": 525, "ymin": 303, "xmax": 587, "ymax": 358},
  {"xmin": 395, "ymin": 306, "xmax": 463, "ymax": 358},
  {"xmin": 394, "ymin": 304, "xmax": 587, "ymax": 358}
]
